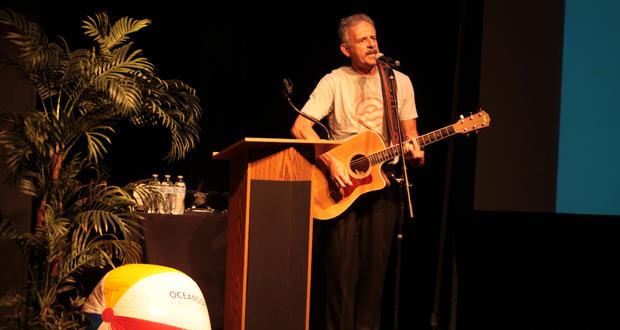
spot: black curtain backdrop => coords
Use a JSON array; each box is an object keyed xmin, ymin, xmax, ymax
[{"xmin": 4, "ymin": 0, "xmax": 466, "ymax": 194}]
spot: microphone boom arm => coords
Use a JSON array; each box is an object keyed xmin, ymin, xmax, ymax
[{"xmin": 282, "ymin": 78, "xmax": 332, "ymax": 140}]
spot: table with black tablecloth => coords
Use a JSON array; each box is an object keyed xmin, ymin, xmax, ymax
[{"xmin": 140, "ymin": 211, "xmax": 227, "ymax": 330}]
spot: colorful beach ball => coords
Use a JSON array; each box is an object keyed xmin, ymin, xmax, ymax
[{"xmin": 83, "ymin": 263, "xmax": 211, "ymax": 330}]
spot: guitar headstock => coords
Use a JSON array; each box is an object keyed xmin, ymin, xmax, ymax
[{"xmin": 453, "ymin": 108, "xmax": 491, "ymax": 134}]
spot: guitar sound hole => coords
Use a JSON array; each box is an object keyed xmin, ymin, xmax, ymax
[{"xmin": 349, "ymin": 154, "xmax": 370, "ymax": 175}]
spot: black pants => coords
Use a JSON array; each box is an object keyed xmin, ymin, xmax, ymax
[{"xmin": 320, "ymin": 186, "xmax": 400, "ymax": 330}]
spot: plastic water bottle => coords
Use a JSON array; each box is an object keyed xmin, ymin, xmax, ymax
[
  {"xmin": 147, "ymin": 174, "xmax": 161, "ymax": 214},
  {"xmin": 161, "ymin": 174, "xmax": 175, "ymax": 214},
  {"xmin": 173, "ymin": 175, "xmax": 186, "ymax": 215}
]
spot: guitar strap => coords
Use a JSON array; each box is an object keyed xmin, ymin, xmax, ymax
[
  {"xmin": 376, "ymin": 62, "xmax": 403, "ymax": 184},
  {"xmin": 376, "ymin": 62, "xmax": 401, "ymax": 146}
]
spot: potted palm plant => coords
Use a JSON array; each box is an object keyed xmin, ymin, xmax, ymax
[{"xmin": 0, "ymin": 9, "xmax": 202, "ymax": 328}]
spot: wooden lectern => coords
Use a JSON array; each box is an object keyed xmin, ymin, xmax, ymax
[{"xmin": 213, "ymin": 137, "xmax": 340, "ymax": 330}]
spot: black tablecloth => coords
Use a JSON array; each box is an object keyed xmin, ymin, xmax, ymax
[{"xmin": 141, "ymin": 211, "xmax": 227, "ymax": 330}]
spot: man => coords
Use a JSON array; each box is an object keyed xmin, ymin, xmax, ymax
[{"xmin": 290, "ymin": 13, "xmax": 425, "ymax": 330}]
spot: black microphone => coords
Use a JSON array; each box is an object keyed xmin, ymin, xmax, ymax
[
  {"xmin": 281, "ymin": 78, "xmax": 332, "ymax": 140},
  {"xmin": 376, "ymin": 53, "xmax": 401, "ymax": 68},
  {"xmin": 282, "ymin": 78, "xmax": 293, "ymax": 96}
]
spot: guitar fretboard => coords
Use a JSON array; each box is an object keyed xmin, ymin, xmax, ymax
[{"xmin": 368, "ymin": 125, "xmax": 457, "ymax": 165}]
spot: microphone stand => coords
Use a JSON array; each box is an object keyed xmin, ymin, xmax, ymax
[{"xmin": 376, "ymin": 62, "xmax": 414, "ymax": 330}]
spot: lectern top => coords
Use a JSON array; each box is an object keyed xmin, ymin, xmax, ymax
[{"xmin": 212, "ymin": 137, "xmax": 341, "ymax": 160}]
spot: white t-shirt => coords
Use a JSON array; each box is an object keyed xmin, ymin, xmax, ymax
[{"xmin": 301, "ymin": 66, "xmax": 417, "ymax": 143}]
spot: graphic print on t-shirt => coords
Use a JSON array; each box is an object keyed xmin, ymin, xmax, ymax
[{"xmin": 354, "ymin": 94, "xmax": 384, "ymax": 137}]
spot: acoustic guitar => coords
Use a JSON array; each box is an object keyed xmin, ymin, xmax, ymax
[{"xmin": 312, "ymin": 109, "xmax": 491, "ymax": 220}]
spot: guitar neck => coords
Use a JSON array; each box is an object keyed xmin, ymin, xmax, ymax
[{"xmin": 369, "ymin": 124, "xmax": 457, "ymax": 165}]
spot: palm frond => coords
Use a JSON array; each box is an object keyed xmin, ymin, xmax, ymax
[
  {"xmin": 0, "ymin": 114, "xmax": 35, "ymax": 178},
  {"xmin": 135, "ymin": 76, "xmax": 202, "ymax": 160},
  {"xmin": 0, "ymin": 9, "xmax": 56, "ymax": 70},
  {"xmin": 0, "ymin": 290, "xmax": 21, "ymax": 308},
  {"xmin": 88, "ymin": 44, "xmax": 154, "ymax": 112},
  {"xmin": 81, "ymin": 12, "xmax": 110, "ymax": 48},
  {"xmin": 82, "ymin": 12, "xmax": 151, "ymax": 51},
  {"xmin": 70, "ymin": 182, "xmax": 141, "ymax": 238},
  {"xmin": 83, "ymin": 126, "xmax": 113, "ymax": 163},
  {"xmin": 0, "ymin": 214, "xmax": 17, "ymax": 240},
  {"xmin": 0, "ymin": 290, "xmax": 22, "ymax": 329}
]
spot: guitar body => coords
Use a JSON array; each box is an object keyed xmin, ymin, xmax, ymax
[{"xmin": 312, "ymin": 131, "xmax": 388, "ymax": 220}]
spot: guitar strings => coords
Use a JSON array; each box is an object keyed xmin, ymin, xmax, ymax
[{"xmin": 348, "ymin": 144, "xmax": 399, "ymax": 171}]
